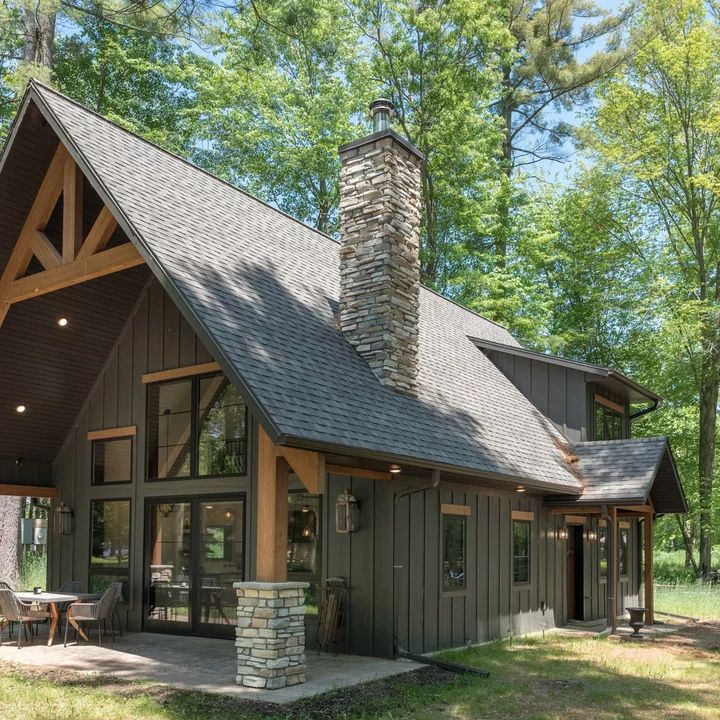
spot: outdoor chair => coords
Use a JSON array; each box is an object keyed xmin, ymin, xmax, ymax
[
  {"xmin": 0, "ymin": 588, "xmax": 49, "ymax": 648},
  {"xmin": 54, "ymin": 580, "xmax": 84, "ymax": 637},
  {"xmin": 64, "ymin": 582, "xmax": 121, "ymax": 647}
]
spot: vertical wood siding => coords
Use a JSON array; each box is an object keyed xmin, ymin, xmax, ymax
[{"xmin": 49, "ymin": 278, "xmax": 253, "ymax": 632}]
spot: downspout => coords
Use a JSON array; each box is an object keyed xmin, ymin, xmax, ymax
[
  {"xmin": 629, "ymin": 399, "xmax": 659, "ymax": 421},
  {"xmin": 393, "ymin": 469, "xmax": 440, "ymax": 658}
]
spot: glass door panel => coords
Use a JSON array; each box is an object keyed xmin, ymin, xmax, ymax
[
  {"xmin": 196, "ymin": 500, "xmax": 245, "ymax": 635},
  {"xmin": 146, "ymin": 502, "xmax": 192, "ymax": 629}
]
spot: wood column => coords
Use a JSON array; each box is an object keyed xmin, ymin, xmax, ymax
[
  {"xmin": 644, "ymin": 513, "xmax": 654, "ymax": 625},
  {"xmin": 606, "ymin": 506, "xmax": 618, "ymax": 634},
  {"xmin": 256, "ymin": 426, "xmax": 289, "ymax": 582}
]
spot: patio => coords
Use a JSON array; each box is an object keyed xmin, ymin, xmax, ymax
[{"xmin": 0, "ymin": 627, "xmax": 419, "ymax": 704}]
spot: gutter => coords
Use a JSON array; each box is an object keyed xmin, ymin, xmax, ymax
[{"xmin": 629, "ymin": 398, "xmax": 660, "ymax": 421}]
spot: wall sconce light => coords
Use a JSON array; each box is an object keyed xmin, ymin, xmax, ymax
[
  {"xmin": 389, "ymin": 464, "xmax": 402, "ymax": 474},
  {"xmin": 556, "ymin": 527, "xmax": 568, "ymax": 541},
  {"xmin": 585, "ymin": 528, "xmax": 597, "ymax": 542},
  {"xmin": 55, "ymin": 501, "xmax": 74, "ymax": 536},
  {"xmin": 335, "ymin": 488, "xmax": 359, "ymax": 534}
]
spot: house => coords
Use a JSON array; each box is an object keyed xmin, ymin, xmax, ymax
[{"xmin": 0, "ymin": 83, "xmax": 686, "ymax": 688}]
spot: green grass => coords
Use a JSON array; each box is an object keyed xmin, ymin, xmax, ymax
[
  {"xmin": 655, "ymin": 583, "xmax": 720, "ymax": 620},
  {"xmin": 0, "ymin": 585, "xmax": 718, "ymax": 719},
  {"xmin": 654, "ymin": 549, "xmax": 720, "ymax": 583}
]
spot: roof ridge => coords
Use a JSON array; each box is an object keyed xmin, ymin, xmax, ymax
[
  {"xmin": 28, "ymin": 80, "xmax": 517, "ymax": 342},
  {"xmin": 574, "ymin": 436, "xmax": 668, "ymax": 447}
]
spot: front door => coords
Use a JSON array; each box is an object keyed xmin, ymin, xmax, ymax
[
  {"xmin": 144, "ymin": 496, "xmax": 245, "ymax": 637},
  {"xmin": 567, "ymin": 525, "xmax": 584, "ymax": 621}
]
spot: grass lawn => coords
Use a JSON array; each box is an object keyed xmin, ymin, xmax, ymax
[
  {"xmin": 1, "ymin": 588, "xmax": 718, "ymax": 720},
  {"xmin": 655, "ymin": 584, "xmax": 720, "ymax": 620}
]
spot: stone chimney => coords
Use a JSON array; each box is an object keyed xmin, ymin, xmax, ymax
[{"xmin": 338, "ymin": 99, "xmax": 424, "ymax": 396}]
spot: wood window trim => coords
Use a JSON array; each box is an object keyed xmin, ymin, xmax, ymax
[
  {"xmin": 87, "ymin": 426, "xmax": 137, "ymax": 441},
  {"xmin": 141, "ymin": 362, "xmax": 221, "ymax": 384},
  {"xmin": 511, "ymin": 510, "xmax": 534, "ymax": 522},
  {"xmin": 441, "ymin": 503, "xmax": 471, "ymax": 516},
  {"xmin": 594, "ymin": 393, "xmax": 624, "ymax": 415},
  {"xmin": 0, "ymin": 484, "xmax": 56, "ymax": 498},
  {"xmin": 512, "ymin": 518, "xmax": 532, "ymax": 586},
  {"xmin": 326, "ymin": 464, "xmax": 391, "ymax": 482},
  {"xmin": 564, "ymin": 514, "xmax": 587, "ymax": 525}
]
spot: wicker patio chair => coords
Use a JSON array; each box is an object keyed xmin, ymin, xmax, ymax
[
  {"xmin": 0, "ymin": 589, "xmax": 49, "ymax": 648},
  {"xmin": 53, "ymin": 580, "xmax": 84, "ymax": 638},
  {"xmin": 64, "ymin": 583, "xmax": 120, "ymax": 647}
]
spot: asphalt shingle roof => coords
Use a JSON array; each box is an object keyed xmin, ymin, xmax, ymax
[
  {"xmin": 546, "ymin": 437, "xmax": 687, "ymax": 513},
  {"xmin": 19, "ymin": 84, "xmax": 590, "ymax": 490}
]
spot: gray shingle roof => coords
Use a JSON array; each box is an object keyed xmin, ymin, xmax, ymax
[
  {"xmin": 546, "ymin": 437, "xmax": 687, "ymax": 513},
  {"xmin": 22, "ymin": 83, "xmax": 589, "ymax": 491}
]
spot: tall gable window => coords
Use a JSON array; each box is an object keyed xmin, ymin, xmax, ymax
[
  {"xmin": 593, "ymin": 394, "xmax": 625, "ymax": 441},
  {"xmin": 147, "ymin": 374, "xmax": 247, "ymax": 480},
  {"xmin": 90, "ymin": 500, "xmax": 130, "ymax": 600}
]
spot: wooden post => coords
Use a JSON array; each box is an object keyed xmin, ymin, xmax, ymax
[
  {"xmin": 607, "ymin": 506, "xmax": 618, "ymax": 634},
  {"xmin": 256, "ymin": 426, "xmax": 289, "ymax": 582},
  {"xmin": 644, "ymin": 513, "xmax": 654, "ymax": 625}
]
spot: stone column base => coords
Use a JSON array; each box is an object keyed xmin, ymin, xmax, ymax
[{"xmin": 234, "ymin": 581, "xmax": 309, "ymax": 690}]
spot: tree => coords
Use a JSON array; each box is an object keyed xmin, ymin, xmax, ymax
[
  {"xmin": 583, "ymin": 0, "xmax": 720, "ymax": 573},
  {"xmin": 493, "ymin": 0, "xmax": 632, "ymax": 258},
  {"xmin": 350, "ymin": 0, "xmax": 510, "ymax": 288},
  {"xmin": 192, "ymin": 0, "xmax": 371, "ymax": 235}
]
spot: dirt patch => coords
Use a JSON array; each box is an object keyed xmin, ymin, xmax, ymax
[{"xmin": 660, "ymin": 620, "xmax": 720, "ymax": 656}]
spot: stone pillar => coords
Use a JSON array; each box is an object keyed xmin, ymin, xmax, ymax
[{"xmin": 234, "ymin": 581, "xmax": 309, "ymax": 690}]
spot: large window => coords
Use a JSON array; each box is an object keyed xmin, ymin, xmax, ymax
[
  {"xmin": 287, "ymin": 493, "xmax": 321, "ymax": 615},
  {"xmin": 619, "ymin": 526, "xmax": 629, "ymax": 577},
  {"xmin": 90, "ymin": 500, "xmax": 130, "ymax": 600},
  {"xmin": 594, "ymin": 395, "xmax": 624, "ymax": 441},
  {"xmin": 442, "ymin": 512, "xmax": 466, "ymax": 591},
  {"xmin": 92, "ymin": 437, "xmax": 132, "ymax": 485},
  {"xmin": 599, "ymin": 524, "xmax": 608, "ymax": 578},
  {"xmin": 513, "ymin": 520, "xmax": 531, "ymax": 584},
  {"xmin": 147, "ymin": 375, "xmax": 247, "ymax": 480}
]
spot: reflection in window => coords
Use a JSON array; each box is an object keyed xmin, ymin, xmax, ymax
[
  {"xmin": 90, "ymin": 500, "xmax": 130, "ymax": 600},
  {"xmin": 92, "ymin": 437, "xmax": 132, "ymax": 485},
  {"xmin": 513, "ymin": 520, "xmax": 531, "ymax": 584},
  {"xmin": 147, "ymin": 380, "xmax": 192, "ymax": 479},
  {"xmin": 287, "ymin": 494, "xmax": 321, "ymax": 614},
  {"xmin": 594, "ymin": 402, "xmax": 623, "ymax": 440},
  {"xmin": 619, "ymin": 527, "xmax": 629, "ymax": 576},
  {"xmin": 599, "ymin": 525, "xmax": 608, "ymax": 578},
  {"xmin": 442, "ymin": 514, "xmax": 466, "ymax": 591},
  {"xmin": 198, "ymin": 377, "xmax": 247, "ymax": 476}
]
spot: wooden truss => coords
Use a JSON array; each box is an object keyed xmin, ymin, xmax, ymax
[{"xmin": 0, "ymin": 143, "xmax": 144, "ymax": 328}]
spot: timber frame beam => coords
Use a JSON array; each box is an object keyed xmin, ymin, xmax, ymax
[
  {"xmin": 0, "ymin": 143, "xmax": 143, "ymax": 328},
  {"xmin": 256, "ymin": 426, "xmax": 326, "ymax": 582}
]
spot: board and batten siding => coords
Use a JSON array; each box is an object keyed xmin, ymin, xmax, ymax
[
  {"xmin": 483, "ymin": 350, "xmax": 589, "ymax": 442},
  {"xmin": 49, "ymin": 278, "xmax": 257, "ymax": 632},
  {"xmin": 326, "ymin": 474, "xmax": 642, "ymax": 658}
]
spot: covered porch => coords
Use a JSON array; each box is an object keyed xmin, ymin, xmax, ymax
[{"xmin": 547, "ymin": 436, "xmax": 688, "ymax": 634}]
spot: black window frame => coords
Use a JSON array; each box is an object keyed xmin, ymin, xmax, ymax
[
  {"xmin": 146, "ymin": 373, "xmax": 248, "ymax": 481},
  {"xmin": 512, "ymin": 519, "xmax": 532, "ymax": 586},
  {"xmin": 441, "ymin": 512, "xmax": 467, "ymax": 594},
  {"xmin": 91, "ymin": 436, "xmax": 134, "ymax": 486},
  {"xmin": 593, "ymin": 394, "xmax": 625, "ymax": 441},
  {"xmin": 599, "ymin": 524, "xmax": 608, "ymax": 580},
  {"xmin": 618, "ymin": 525, "xmax": 629, "ymax": 578},
  {"xmin": 89, "ymin": 498, "xmax": 132, "ymax": 603}
]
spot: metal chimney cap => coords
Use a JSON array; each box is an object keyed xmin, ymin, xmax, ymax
[{"xmin": 369, "ymin": 98, "xmax": 395, "ymax": 132}]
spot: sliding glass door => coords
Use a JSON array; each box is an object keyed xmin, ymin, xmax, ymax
[{"xmin": 144, "ymin": 496, "xmax": 245, "ymax": 637}]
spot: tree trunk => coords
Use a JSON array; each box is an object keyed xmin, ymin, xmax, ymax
[
  {"xmin": 496, "ymin": 65, "xmax": 513, "ymax": 260},
  {"xmin": 697, "ymin": 356, "xmax": 718, "ymax": 575},
  {"xmin": 23, "ymin": 1, "xmax": 56, "ymax": 68},
  {"xmin": 0, "ymin": 496, "xmax": 22, "ymax": 588},
  {"xmin": 420, "ymin": 169, "xmax": 438, "ymax": 286}
]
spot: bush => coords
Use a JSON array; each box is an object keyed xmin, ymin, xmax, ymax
[
  {"xmin": 654, "ymin": 548, "xmax": 720, "ymax": 584},
  {"xmin": 19, "ymin": 551, "xmax": 47, "ymax": 590}
]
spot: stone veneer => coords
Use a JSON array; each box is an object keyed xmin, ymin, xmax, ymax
[
  {"xmin": 338, "ymin": 131, "xmax": 424, "ymax": 396},
  {"xmin": 234, "ymin": 581, "xmax": 309, "ymax": 690}
]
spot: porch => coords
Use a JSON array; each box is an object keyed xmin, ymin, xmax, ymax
[{"xmin": 0, "ymin": 628, "xmax": 420, "ymax": 704}]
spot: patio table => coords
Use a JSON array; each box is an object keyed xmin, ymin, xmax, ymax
[{"xmin": 15, "ymin": 592, "xmax": 101, "ymax": 646}]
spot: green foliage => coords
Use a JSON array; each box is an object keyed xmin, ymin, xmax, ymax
[{"xmin": 19, "ymin": 551, "xmax": 47, "ymax": 590}]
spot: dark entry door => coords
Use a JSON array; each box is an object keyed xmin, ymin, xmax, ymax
[
  {"xmin": 144, "ymin": 496, "xmax": 245, "ymax": 638},
  {"xmin": 567, "ymin": 525, "xmax": 584, "ymax": 621}
]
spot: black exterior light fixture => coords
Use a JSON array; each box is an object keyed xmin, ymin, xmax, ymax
[
  {"xmin": 585, "ymin": 528, "xmax": 598, "ymax": 542},
  {"xmin": 556, "ymin": 526, "xmax": 569, "ymax": 541},
  {"xmin": 335, "ymin": 488, "xmax": 359, "ymax": 534},
  {"xmin": 55, "ymin": 501, "xmax": 74, "ymax": 536}
]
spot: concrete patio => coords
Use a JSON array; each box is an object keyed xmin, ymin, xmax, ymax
[{"xmin": 0, "ymin": 627, "xmax": 419, "ymax": 704}]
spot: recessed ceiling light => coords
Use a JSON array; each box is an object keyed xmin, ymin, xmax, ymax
[
  {"xmin": 58, "ymin": 318, "xmax": 68, "ymax": 327},
  {"xmin": 16, "ymin": 405, "xmax": 26, "ymax": 413},
  {"xmin": 206, "ymin": 505, "xmax": 214, "ymax": 509},
  {"xmin": 389, "ymin": 464, "xmax": 402, "ymax": 474},
  {"xmin": 516, "ymin": 485, "xmax": 526, "ymax": 493}
]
